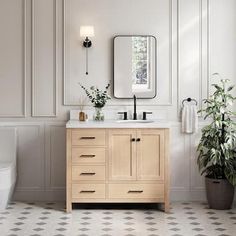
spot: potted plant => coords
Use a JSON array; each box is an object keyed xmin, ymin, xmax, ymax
[
  {"xmin": 80, "ymin": 84, "xmax": 111, "ymax": 121},
  {"xmin": 197, "ymin": 76, "xmax": 236, "ymax": 209}
]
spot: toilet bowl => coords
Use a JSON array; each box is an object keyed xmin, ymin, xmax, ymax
[{"xmin": 0, "ymin": 128, "xmax": 17, "ymax": 210}]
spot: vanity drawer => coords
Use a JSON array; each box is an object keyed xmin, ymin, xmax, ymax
[
  {"xmin": 72, "ymin": 147, "xmax": 105, "ymax": 163},
  {"xmin": 109, "ymin": 183, "xmax": 164, "ymax": 199},
  {"xmin": 72, "ymin": 183, "xmax": 105, "ymax": 199},
  {"xmin": 72, "ymin": 129, "xmax": 105, "ymax": 146},
  {"xmin": 72, "ymin": 165, "xmax": 105, "ymax": 181}
]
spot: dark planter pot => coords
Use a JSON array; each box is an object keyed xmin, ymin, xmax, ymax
[{"xmin": 205, "ymin": 177, "xmax": 235, "ymax": 210}]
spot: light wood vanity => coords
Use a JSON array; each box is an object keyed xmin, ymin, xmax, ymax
[{"xmin": 66, "ymin": 121, "xmax": 170, "ymax": 213}]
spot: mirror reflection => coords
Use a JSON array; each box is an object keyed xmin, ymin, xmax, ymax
[{"xmin": 114, "ymin": 35, "xmax": 156, "ymax": 98}]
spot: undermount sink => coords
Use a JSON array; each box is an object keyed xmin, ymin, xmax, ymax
[{"xmin": 116, "ymin": 120, "xmax": 154, "ymax": 123}]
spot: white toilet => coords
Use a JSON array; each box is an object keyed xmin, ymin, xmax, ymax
[{"xmin": 0, "ymin": 128, "xmax": 17, "ymax": 210}]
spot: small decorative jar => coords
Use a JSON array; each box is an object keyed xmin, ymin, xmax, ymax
[
  {"xmin": 93, "ymin": 107, "xmax": 104, "ymax": 121},
  {"xmin": 79, "ymin": 111, "xmax": 86, "ymax": 121}
]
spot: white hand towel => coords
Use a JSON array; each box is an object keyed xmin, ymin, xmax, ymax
[{"xmin": 181, "ymin": 103, "xmax": 198, "ymax": 134}]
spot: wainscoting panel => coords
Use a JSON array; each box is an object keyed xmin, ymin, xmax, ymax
[
  {"xmin": 15, "ymin": 124, "xmax": 44, "ymax": 191},
  {"xmin": 189, "ymin": 125, "xmax": 205, "ymax": 200},
  {"xmin": 0, "ymin": 0, "xmax": 26, "ymax": 117},
  {"xmin": 177, "ymin": 0, "xmax": 209, "ymax": 114},
  {"xmin": 32, "ymin": 0, "xmax": 57, "ymax": 117},
  {"xmin": 170, "ymin": 125, "xmax": 192, "ymax": 200},
  {"xmin": 45, "ymin": 123, "xmax": 66, "ymax": 190}
]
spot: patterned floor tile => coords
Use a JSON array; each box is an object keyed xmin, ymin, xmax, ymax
[{"xmin": 0, "ymin": 201, "xmax": 235, "ymax": 236}]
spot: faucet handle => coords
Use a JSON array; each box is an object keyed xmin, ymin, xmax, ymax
[
  {"xmin": 143, "ymin": 111, "xmax": 152, "ymax": 120},
  {"xmin": 118, "ymin": 112, "xmax": 128, "ymax": 120}
]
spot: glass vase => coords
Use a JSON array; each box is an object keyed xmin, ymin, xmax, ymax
[{"xmin": 93, "ymin": 107, "xmax": 104, "ymax": 121}]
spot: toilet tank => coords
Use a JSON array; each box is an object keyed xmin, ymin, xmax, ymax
[{"xmin": 0, "ymin": 128, "xmax": 17, "ymax": 164}]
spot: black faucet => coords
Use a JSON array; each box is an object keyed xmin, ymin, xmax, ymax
[{"xmin": 133, "ymin": 95, "xmax": 137, "ymax": 120}]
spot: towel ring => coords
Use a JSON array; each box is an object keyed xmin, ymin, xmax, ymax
[{"xmin": 182, "ymin": 97, "xmax": 197, "ymax": 106}]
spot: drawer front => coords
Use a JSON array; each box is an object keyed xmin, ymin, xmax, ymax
[
  {"xmin": 72, "ymin": 130, "xmax": 105, "ymax": 146},
  {"xmin": 72, "ymin": 165, "xmax": 105, "ymax": 181},
  {"xmin": 109, "ymin": 183, "xmax": 164, "ymax": 199},
  {"xmin": 72, "ymin": 183, "xmax": 105, "ymax": 199},
  {"xmin": 72, "ymin": 147, "xmax": 105, "ymax": 164}
]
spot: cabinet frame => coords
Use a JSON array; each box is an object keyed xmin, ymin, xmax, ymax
[
  {"xmin": 137, "ymin": 129, "xmax": 165, "ymax": 181},
  {"xmin": 66, "ymin": 128, "xmax": 170, "ymax": 213},
  {"xmin": 108, "ymin": 129, "xmax": 137, "ymax": 181}
]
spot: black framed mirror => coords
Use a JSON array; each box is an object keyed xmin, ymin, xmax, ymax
[{"xmin": 113, "ymin": 35, "xmax": 157, "ymax": 99}]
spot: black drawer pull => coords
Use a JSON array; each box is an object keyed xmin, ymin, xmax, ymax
[
  {"xmin": 128, "ymin": 190, "xmax": 143, "ymax": 193},
  {"xmin": 80, "ymin": 137, "xmax": 95, "ymax": 140},
  {"xmin": 80, "ymin": 155, "xmax": 95, "ymax": 158},
  {"xmin": 136, "ymin": 138, "xmax": 141, "ymax": 142},
  {"xmin": 80, "ymin": 190, "xmax": 96, "ymax": 193},
  {"xmin": 80, "ymin": 172, "xmax": 96, "ymax": 175},
  {"xmin": 131, "ymin": 138, "xmax": 135, "ymax": 142}
]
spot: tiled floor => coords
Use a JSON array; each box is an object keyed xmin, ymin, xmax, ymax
[{"xmin": 0, "ymin": 202, "xmax": 235, "ymax": 236}]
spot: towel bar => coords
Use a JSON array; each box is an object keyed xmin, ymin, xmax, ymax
[{"xmin": 182, "ymin": 98, "xmax": 197, "ymax": 106}]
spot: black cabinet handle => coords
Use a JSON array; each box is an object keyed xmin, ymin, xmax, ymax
[
  {"xmin": 80, "ymin": 155, "xmax": 95, "ymax": 158},
  {"xmin": 128, "ymin": 190, "xmax": 143, "ymax": 193},
  {"xmin": 80, "ymin": 137, "xmax": 95, "ymax": 139},
  {"xmin": 131, "ymin": 138, "xmax": 135, "ymax": 142},
  {"xmin": 136, "ymin": 138, "xmax": 141, "ymax": 142},
  {"xmin": 80, "ymin": 190, "xmax": 96, "ymax": 193},
  {"xmin": 80, "ymin": 173, "xmax": 96, "ymax": 175}
]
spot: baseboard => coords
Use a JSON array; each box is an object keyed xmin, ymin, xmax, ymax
[
  {"xmin": 170, "ymin": 189, "xmax": 206, "ymax": 201},
  {"xmin": 13, "ymin": 190, "xmax": 66, "ymax": 202},
  {"xmin": 13, "ymin": 189, "xmax": 236, "ymax": 202},
  {"xmin": 170, "ymin": 189, "xmax": 236, "ymax": 202}
]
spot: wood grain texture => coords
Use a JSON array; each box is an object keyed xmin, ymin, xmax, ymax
[
  {"xmin": 66, "ymin": 128, "xmax": 169, "ymax": 212},
  {"xmin": 71, "ymin": 129, "xmax": 105, "ymax": 146},
  {"xmin": 72, "ymin": 165, "xmax": 105, "ymax": 181},
  {"xmin": 137, "ymin": 129, "xmax": 165, "ymax": 181},
  {"xmin": 72, "ymin": 183, "xmax": 105, "ymax": 199},
  {"xmin": 108, "ymin": 129, "xmax": 136, "ymax": 181},
  {"xmin": 109, "ymin": 183, "xmax": 164, "ymax": 199},
  {"xmin": 72, "ymin": 147, "xmax": 105, "ymax": 164}
]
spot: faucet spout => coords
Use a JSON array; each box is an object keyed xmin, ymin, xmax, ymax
[{"xmin": 133, "ymin": 95, "xmax": 137, "ymax": 120}]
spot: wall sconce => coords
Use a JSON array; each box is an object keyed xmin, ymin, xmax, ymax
[{"xmin": 80, "ymin": 26, "xmax": 95, "ymax": 75}]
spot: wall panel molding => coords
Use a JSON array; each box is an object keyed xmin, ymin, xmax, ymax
[
  {"xmin": 11, "ymin": 124, "xmax": 44, "ymax": 192},
  {"xmin": 31, "ymin": 0, "xmax": 58, "ymax": 117},
  {"xmin": 208, "ymin": 0, "xmax": 236, "ymax": 113},
  {"xmin": 45, "ymin": 123, "xmax": 66, "ymax": 191},
  {"xmin": 63, "ymin": 0, "xmax": 174, "ymax": 106},
  {"xmin": 0, "ymin": 0, "xmax": 26, "ymax": 117},
  {"xmin": 0, "ymin": 120, "xmax": 224, "ymax": 202},
  {"xmin": 177, "ymin": 0, "xmax": 209, "ymax": 116}
]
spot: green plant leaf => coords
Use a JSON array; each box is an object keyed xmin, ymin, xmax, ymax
[{"xmin": 197, "ymin": 76, "xmax": 236, "ymax": 182}]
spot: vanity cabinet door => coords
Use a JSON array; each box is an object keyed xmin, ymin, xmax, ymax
[
  {"xmin": 108, "ymin": 129, "xmax": 136, "ymax": 180},
  {"xmin": 137, "ymin": 129, "xmax": 165, "ymax": 181}
]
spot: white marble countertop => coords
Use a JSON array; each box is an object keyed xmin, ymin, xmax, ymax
[{"xmin": 66, "ymin": 120, "xmax": 170, "ymax": 129}]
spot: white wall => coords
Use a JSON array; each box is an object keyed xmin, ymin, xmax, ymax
[{"xmin": 0, "ymin": 0, "xmax": 235, "ymax": 201}]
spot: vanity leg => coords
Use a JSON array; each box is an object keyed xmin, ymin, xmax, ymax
[
  {"xmin": 66, "ymin": 201, "xmax": 72, "ymax": 213},
  {"xmin": 164, "ymin": 201, "xmax": 170, "ymax": 213}
]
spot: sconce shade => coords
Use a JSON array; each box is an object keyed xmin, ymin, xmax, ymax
[{"xmin": 80, "ymin": 26, "xmax": 95, "ymax": 37}]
